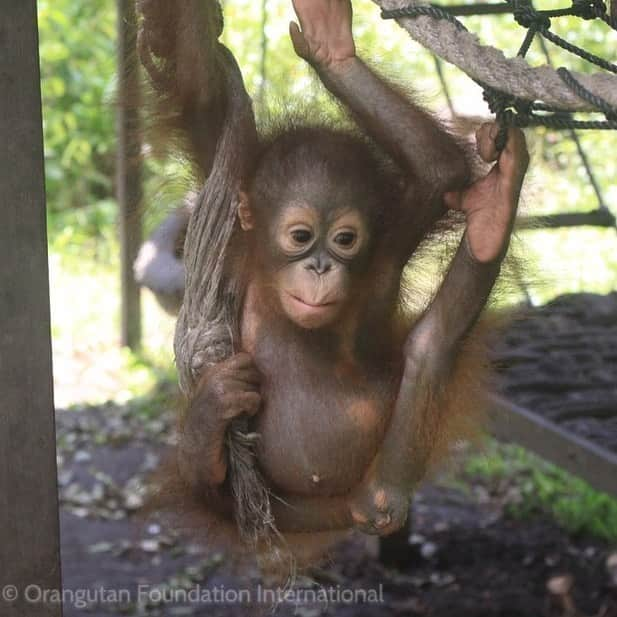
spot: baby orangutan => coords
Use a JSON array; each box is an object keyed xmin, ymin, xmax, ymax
[{"xmin": 138, "ymin": 0, "xmax": 529, "ymax": 554}]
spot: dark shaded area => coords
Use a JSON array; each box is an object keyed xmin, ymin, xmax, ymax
[{"xmin": 496, "ymin": 292, "xmax": 617, "ymax": 452}]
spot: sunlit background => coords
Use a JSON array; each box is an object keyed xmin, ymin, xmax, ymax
[
  {"xmin": 30, "ymin": 6, "xmax": 617, "ymax": 606},
  {"xmin": 38, "ymin": 0, "xmax": 617, "ymax": 408}
]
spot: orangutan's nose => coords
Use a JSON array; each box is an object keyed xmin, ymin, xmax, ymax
[{"xmin": 306, "ymin": 255, "xmax": 332, "ymax": 275}]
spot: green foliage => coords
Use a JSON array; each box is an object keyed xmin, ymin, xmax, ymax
[
  {"xmin": 465, "ymin": 441, "xmax": 617, "ymax": 542},
  {"xmin": 50, "ymin": 199, "xmax": 118, "ymax": 262},
  {"xmin": 39, "ymin": 0, "xmax": 617, "ymax": 251},
  {"xmin": 39, "ymin": 1, "xmax": 117, "ymax": 218}
]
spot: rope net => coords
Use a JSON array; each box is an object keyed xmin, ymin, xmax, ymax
[{"xmin": 377, "ymin": 0, "xmax": 617, "ymax": 148}]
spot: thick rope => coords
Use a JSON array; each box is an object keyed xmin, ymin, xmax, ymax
[
  {"xmin": 373, "ymin": 0, "xmax": 617, "ymax": 111},
  {"xmin": 173, "ymin": 53, "xmax": 249, "ymax": 396},
  {"xmin": 138, "ymin": 3, "xmax": 286, "ymax": 558},
  {"xmin": 171, "ymin": 49, "xmax": 281, "ymax": 550}
]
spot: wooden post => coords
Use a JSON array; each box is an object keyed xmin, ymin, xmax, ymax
[
  {"xmin": 0, "ymin": 3, "xmax": 63, "ymax": 616},
  {"xmin": 117, "ymin": 0, "xmax": 143, "ymax": 349}
]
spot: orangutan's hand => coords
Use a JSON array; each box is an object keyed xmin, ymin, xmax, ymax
[
  {"xmin": 444, "ymin": 124, "xmax": 529, "ymax": 263},
  {"xmin": 290, "ymin": 0, "xmax": 356, "ymax": 70},
  {"xmin": 349, "ymin": 479, "xmax": 410, "ymax": 537},
  {"xmin": 179, "ymin": 353, "xmax": 261, "ymax": 486}
]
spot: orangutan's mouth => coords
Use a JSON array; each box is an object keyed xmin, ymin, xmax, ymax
[{"xmin": 288, "ymin": 293, "xmax": 337, "ymax": 310}]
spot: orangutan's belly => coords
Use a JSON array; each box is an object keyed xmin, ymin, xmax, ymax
[{"xmin": 252, "ymin": 371, "xmax": 392, "ymax": 496}]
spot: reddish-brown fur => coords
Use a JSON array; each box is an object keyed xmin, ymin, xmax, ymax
[{"xmin": 138, "ymin": 0, "xmax": 522, "ymax": 572}]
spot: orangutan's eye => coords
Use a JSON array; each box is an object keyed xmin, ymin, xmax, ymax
[
  {"xmin": 334, "ymin": 231, "xmax": 356, "ymax": 247},
  {"xmin": 291, "ymin": 229, "xmax": 313, "ymax": 245}
]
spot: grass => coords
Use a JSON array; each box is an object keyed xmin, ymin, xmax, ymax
[
  {"xmin": 49, "ymin": 211, "xmax": 177, "ymax": 409},
  {"xmin": 462, "ymin": 441, "xmax": 617, "ymax": 542}
]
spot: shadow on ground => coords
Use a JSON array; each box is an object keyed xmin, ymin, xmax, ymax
[{"xmin": 56, "ymin": 390, "xmax": 617, "ymax": 617}]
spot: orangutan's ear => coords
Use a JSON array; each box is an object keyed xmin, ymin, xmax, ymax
[{"xmin": 238, "ymin": 191, "xmax": 254, "ymax": 231}]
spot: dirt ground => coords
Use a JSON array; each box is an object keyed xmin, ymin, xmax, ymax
[{"xmin": 56, "ymin": 401, "xmax": 617, "ymax": 617}]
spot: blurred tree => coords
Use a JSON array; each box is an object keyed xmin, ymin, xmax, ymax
[
  {"xmin": 39, "ymin": 0, "xmax": 116, "ymax": 214},
  {"xmin": 38, "ymin": 0, "xmax": 616, "ymax": 240}
]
